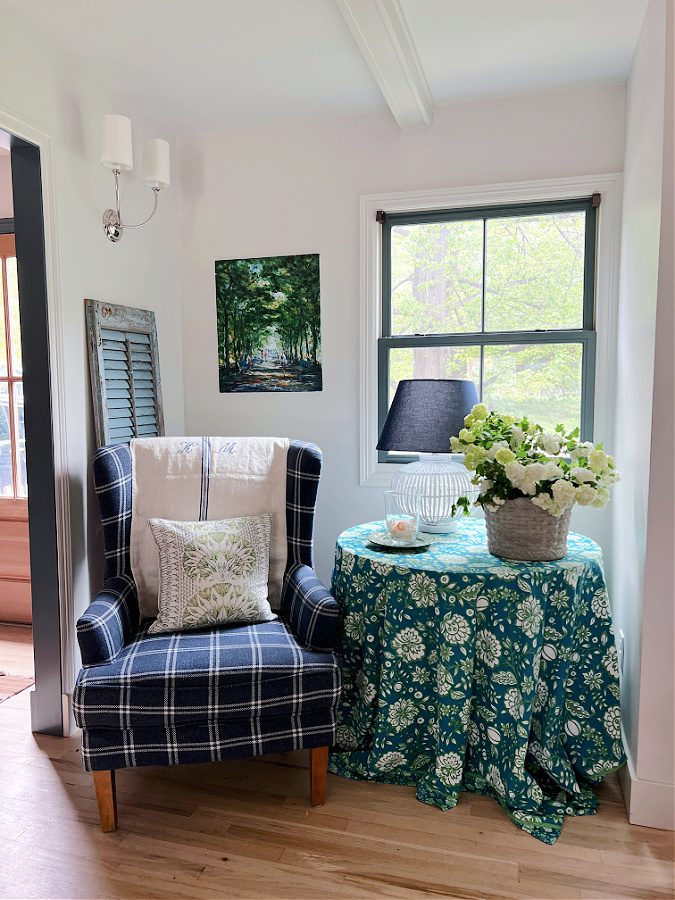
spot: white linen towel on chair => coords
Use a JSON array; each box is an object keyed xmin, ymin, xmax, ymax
[{"xmin": 130, "ymin": 436, "xmax": 289, "ymax": 619}]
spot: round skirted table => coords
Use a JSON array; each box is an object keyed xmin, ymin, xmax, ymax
[{"xmin": 328, "ymin": 518, "xmax": 625, "ymax": 844}]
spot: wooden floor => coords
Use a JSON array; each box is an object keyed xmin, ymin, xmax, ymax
[
  {"xmin": 0, "ymin": 690, "xmax": 673, "ymax": 900},
  {"xmin": 0, "ymin": 624, "xmax": 34, "ymax": 677},
  {"xmin": 0, "ymin": 624, "xmax": 34, "ymax": 702}
]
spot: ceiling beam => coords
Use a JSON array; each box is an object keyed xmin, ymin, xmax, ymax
[{"xmin": 337, "ymin": 0, "xmax": 434, "ymax": 129}]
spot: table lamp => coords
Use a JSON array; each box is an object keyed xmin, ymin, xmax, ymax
[{"xmin": 377, "ymin": 379, "xmax": 479, "ymax": 533}]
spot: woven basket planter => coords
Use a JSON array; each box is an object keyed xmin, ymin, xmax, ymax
[{"xmin": 484, "ymin": 497, "xmax": 571, "ymax": 561}]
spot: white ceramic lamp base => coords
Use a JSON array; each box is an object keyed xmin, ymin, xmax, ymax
[{"xmin": 392, "ymin": 455, "xmax": 477, "ymax": 534}]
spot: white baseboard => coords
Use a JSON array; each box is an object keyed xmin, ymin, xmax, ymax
[
  {"xmin": 29, "ymin": 687, "xmax": 36, "ymax": 730},
  {"xmin": 619, "ymin": 755, "xmax": 675, "ymax": 830},
  {"xmin": 62, "ymin": 692, "xmax": 77, "ymax": 737}
]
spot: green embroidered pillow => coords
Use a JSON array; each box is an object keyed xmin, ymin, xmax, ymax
[{"xmin": 147, "ymin": 515, "xmax": 276, "ymax": 634}]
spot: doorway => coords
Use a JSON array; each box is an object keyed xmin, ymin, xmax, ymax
[
  {"xmin": 0, "ymin": 145, "xmax": 33, "ymax": 704},
  {"xmin": 0, "ymin": 126, "xmax": 63, "ymax": 734}
]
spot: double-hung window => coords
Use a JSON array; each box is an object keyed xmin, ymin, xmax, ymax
[{"xmin": 378, "ymin": 198, "xmax": 597, "ymax": 462}]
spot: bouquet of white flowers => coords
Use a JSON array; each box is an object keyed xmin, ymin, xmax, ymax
[{"xmin": 450, "ymin": 404, "xmax": 619, "ymax": 518}]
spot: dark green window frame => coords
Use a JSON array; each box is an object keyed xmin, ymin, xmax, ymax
[{"xmin": 378, "ymin": 197, "xmax": 598, "ymax": 463}]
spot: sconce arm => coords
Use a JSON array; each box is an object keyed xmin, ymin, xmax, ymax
[
  {"xmin": 124, "ymin": 188, "xmax": 160, "ymax": 230},
  {"xmin": 102, "ymin": 169, "xmax": 161, "ymax": 242}
]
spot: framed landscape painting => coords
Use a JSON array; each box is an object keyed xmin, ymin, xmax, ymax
[{"xmin": 214, "ymin": 253, "xmax": 322, "ymax": 393}]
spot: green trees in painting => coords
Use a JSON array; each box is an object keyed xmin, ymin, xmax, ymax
[
  {"xmin": 215, "ymin": 254, "xmax": 322, "ymax": 393},
  {"xmin": 389, "ymin": 212, "xmax": 587, "ymax": 431}
]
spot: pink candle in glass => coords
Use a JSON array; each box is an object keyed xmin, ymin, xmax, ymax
[{"xmin": 387, "ymin": 517, "xmax": 417, "ymax": 541}]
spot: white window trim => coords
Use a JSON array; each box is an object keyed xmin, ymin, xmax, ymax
[{"xmin": 359, "ymin": 174, "xmax": 623, "ymax": 487}]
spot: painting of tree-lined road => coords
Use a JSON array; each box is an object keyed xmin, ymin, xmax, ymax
[{"xmin": 215, "ymin": 253, "xmax": 322, "ymax": 393}]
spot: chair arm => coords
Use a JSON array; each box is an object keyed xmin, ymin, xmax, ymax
[
  {"xmin": 77, "ymin": 574, "xmax": 139, "ymax": 667},
  {"xmin": 281, "ymin": 564, "xmax": 340, "ymax": 652}
]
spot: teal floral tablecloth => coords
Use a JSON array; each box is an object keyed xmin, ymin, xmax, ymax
[{"xmin": 328, "ymin": 519, "xmax": 625, "ymax": 844}]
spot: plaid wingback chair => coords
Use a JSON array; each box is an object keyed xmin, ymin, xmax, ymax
[{"xmin": 73, "ymin": 441, "xmax": 341, "ymax": 832}]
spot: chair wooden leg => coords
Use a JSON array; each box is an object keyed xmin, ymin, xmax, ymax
[
  {"xmin": 93, "ymin": 770, "xmax": 118, "ymax": 832},
  {"xmin": 309, "ymin": 746, "xmax": 329, "ymax": 807}
]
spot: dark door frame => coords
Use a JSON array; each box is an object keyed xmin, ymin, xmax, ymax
[{"xmin": 9, "ymin": 135, "xmax": 64, "ymax": 735}]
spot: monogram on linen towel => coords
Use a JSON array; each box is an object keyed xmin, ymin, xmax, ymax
[{"xmin": 130, "ymin": 436, "xmax": 289, "ymax": 619}]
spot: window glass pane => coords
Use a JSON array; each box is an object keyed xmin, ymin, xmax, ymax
[
  {"xmin": 391, "ymin": 221, "xmax": 483, "ymax": 335},
  {"xmin": 484, "ymin": 212, "xmax": 586, "ymax": 332},
  {"xmin": 0, "ymin": 263, "xmax": 7, "ymax": 377},
  {"xmin": 13, "ymin": 382, "xmax": 26, "ymax": 498},
  {"xmin": 389, "ymin": 345, "xmax": 481, "ymax": 404},
  {"xmin": 0, "ymin": 382, "xmax": 12, "ymax": 496},
  {"xmin": 6, "ymin": 257, "xmax": 22, "ymax": 376},
  {"xmin": 482, "ymin": 343, "xmax": 583, "ymax": 433}
]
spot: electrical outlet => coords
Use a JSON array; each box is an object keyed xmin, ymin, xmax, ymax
[{"xmin": 617, "ymin": 630, "xmax": 625, "ymax": 676}]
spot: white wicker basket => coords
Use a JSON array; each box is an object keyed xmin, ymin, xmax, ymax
[{"xmin": 484, "ymin": 497, "xmax": 571, "ymax": 561}]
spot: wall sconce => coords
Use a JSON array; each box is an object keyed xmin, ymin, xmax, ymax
[{"xmin": 100, "ymin": 114, "xmax": 170, "ymax": 242}]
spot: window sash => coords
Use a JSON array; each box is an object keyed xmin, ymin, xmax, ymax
[
  {"xmin": 0, "ymin": 234, "xmax": 24, "ymax": 498},
  {"xmin": 378, "ymin": 198, "xmax": 598, "ymax": 461}
]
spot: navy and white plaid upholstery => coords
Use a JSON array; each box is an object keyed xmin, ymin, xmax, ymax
[{"xmin": 75, "ymin": 439, "xmax": 340, "ymax": 772}]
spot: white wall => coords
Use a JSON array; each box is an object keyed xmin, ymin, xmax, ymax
[
  {"xmin": 179, "ymin": 85, "xmax": 625, "ymax": 584},
  {"xmin": 609, "ymin": 0, "xmax": 671, "ymax": 824},
  {"xmin": 0, "ymin": 151, "xmax": 12, "ymax": 218},
  {"xmin": 613, "ymin": 0, "xmax": 674, "ymax": 829},
  {"xmin": 0, "ymin": 5, "xmax": 185, "ymax": 698},
  {"xmin": 639, "ymin": 0, "xmax": 674, "ymax": 793}
]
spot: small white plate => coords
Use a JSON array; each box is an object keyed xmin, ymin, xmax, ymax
[{"xmin": 367, "ymin": 531, "xmax": 434, "ymax": 551}]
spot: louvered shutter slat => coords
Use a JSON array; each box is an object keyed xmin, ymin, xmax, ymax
[{"xmin": 108, "ymin": 397, "xmax": 133, "ymax": 415}]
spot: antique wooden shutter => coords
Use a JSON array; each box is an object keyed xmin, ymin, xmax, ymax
[{"xmin": 85, "ymin": 299, "xmax": 165, "ymax": 447}]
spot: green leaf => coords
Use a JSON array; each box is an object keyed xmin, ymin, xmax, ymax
[{"xmin": 565, "ymin": 700, "xmax": 591, "ymax": 719}]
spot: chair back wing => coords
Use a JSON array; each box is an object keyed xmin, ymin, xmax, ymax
[
  {"xmin": 93, "ymin": 440, "xmax": 322, "ymax": 580},
  {"xmin": 93, "ymin": 443, "xmax": 133, "ymax": 581},
  {"xmin": 285, "ymin": 441, "xmax": 322, "ymax": 570}
]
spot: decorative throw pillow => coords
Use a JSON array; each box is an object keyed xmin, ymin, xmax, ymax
[{"xmin": 147, "ymin": 515, "xmax": 276, "ymax": 634}]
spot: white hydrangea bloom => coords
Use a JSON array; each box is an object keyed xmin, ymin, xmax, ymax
[
  {"xmin": 570, "ymin": 441, "xmax": 594, "ymax": 460},
  {"xmin": 531, "ymin": 493, "xmax": 555, "ymax": 513},
  {"xmin": 589, "ymin": 449, "xmax": 609, "ymax": 473},
  {"xmin": 487, "ymin": 440, "xmax": 510, "ymax": 459},
  {"xmin": 551, "ymin": 479, "xmax": 576, "ymax": 509},
  {"xmin": 571, "ymin": 466, "xmax": 596, "ymax": 483},
  {"xmin": 541, "ymin": 433, "xmax": 561, "ymax": 454},
  {"xmin": 575, "ymin": 484, "xmax": 597, "ymax": 506},
  {"xmin": 504, "ymin": 461, "xmax": 525, "ymax": 485},
  {"xmin": 541, "ymin": 462, "xmax": 564, "ymax": 480},
  {"xmin": 592, "ymin": 487, "xmax": 610, "ymax": 508}
]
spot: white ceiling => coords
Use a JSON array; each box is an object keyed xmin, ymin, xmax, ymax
[
  {"xmin": 402, "ymin": 0, "xmax": 649, "ymax": 106},
  {"xmin": 3, "ymin": 0, "xmax": 648, "ymax": 135},
  {"xmin": 2, "ymin": 0, "xmax": 386, "ymax": 133}
]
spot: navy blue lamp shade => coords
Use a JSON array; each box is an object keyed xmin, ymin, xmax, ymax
[{"xmin": 377, "ymin": 379, "xmax": 479, "ymax": 453}]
